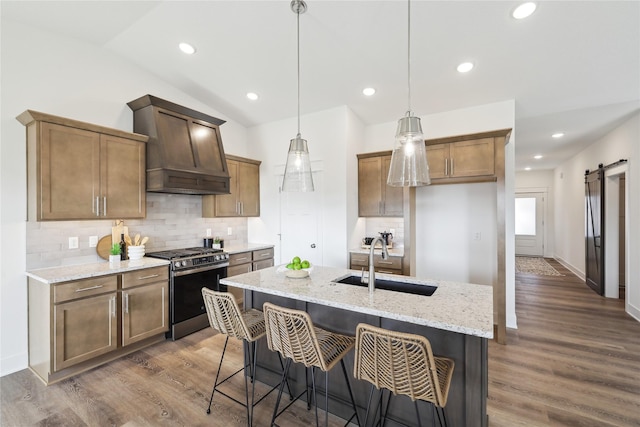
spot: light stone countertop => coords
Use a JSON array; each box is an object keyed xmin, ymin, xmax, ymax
[
  {"xmin": 221, "ymin": 265, "xmax": 493, "ymax": 338},
  {"xmin": 349, "ymin": 247, "xmax": 404, "ymax": 257},
  {"xmin": 26, "ymin": 258, "xmax": 170, "ymax": 284},
  {"xmin": 223, "ymin": 243, "xmax": 274, "ymax": 255}
]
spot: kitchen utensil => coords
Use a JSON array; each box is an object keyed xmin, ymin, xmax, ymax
[
  {"xmin": 134, "ymin": 233, "xmax": 141, "ymax": 246},
  {"xmin": 125, "ymin": 234, "xmax": 132, "ymax": 246},
  {"xmin": 140, "ymin": 236, "xmax": 149, "ymax": 246},
  {"xmin": 363, "ymin": 237, "xmax": 375, "ymax": 246},
  {"xmin": 379, "ymin": 231, "xmax": 393, "ymax": 245},
  {"xmin": 96, "ymin": 235, "xmax": 112, "ymax": 260},
  {"xmin": 111, "ymin": 225, "xmax": 128, "ymax": 247}
]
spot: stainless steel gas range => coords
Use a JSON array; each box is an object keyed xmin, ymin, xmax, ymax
[{"xmin": 146, "ymin": 247, "xmax": 229, "ymax": 340}]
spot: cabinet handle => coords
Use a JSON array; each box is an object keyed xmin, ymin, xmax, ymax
[
  {"xmin": 236, "ymin": 201, "xmax": 241, "ymax": 214},
  {"xmin": 240, "ymin": 202, "xmax": 244, "ymax": 215},
  {"xmin": 124, "ymin": 293, "xmax": 129, "ymax": 314},
  {"xmin": 377, "ymin": 270, "xmax": 396, "ymax": 274},
  {"xmin": 236, "ymin": 257, "xmax": 248, "ymax": 262},
  {"xmin": 137, "ymin": 274, "xmax": 160, "ymax": 280},
  {"xmin": 445, "ymin": 158, "xmax": 448, "ymax": 176},
  {"xmin": 110, "ymin": 296, "xmax": 116, "ymax": 317},
  {"xmin": 95, "ymin": 196, "xmax": 100, "ymax": 216},
  {"xmin": 377, "ymin": 261, "xmax": 394, "ymax": 265},
  {"xmin": 260, "ymin": 253, "xmax": 271, "ymax": 257},
  {"xmin": 75, "ymin": 284, "xmax": 103, "ymax": 292},
  {"xmin": 451, "ymin": 158, "xmax": 454, "ymax": 176},
  {"xmin": 103, "ymin": 197, "xmax": 107, "ymax": 216}
]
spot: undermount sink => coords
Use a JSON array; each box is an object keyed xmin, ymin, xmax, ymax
[{"xmin": 333, "ymin": 275, "xmax": 437, "ymax": 297}]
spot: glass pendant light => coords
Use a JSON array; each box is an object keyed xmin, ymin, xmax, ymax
[
  {"xmin": 282, "ymin": 0, "xmax": 314, "ymax": 192},
  {"xmin": 387, "ymin": 0, "xmax": 430, "ymax": 187}
]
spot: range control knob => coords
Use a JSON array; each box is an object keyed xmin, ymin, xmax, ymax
[
  {"xmin": 174, "ymin": 261, "xmax": 181, "ymax": 268},
  {"xmin": 214, "ymin": 255, "xmax": 220, "ymax": 261},
  {"xmin": 181, "ymin": 260, "xmax": 187, "ymax": 267}
]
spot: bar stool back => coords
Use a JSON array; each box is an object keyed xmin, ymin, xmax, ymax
[
  {"xmin": 202, "ymin": 289, "xmax": 287, "ymax": 426},
  {"xmin": 263, "ymin": 302, "xmax": 361, "ymax": 427},
  {"xmin": 353, "ymin": 323, "xmax": 455, "ymax": 427}
]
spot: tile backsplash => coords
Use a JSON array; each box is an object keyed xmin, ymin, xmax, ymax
[
  {"xmin": 364, "ymin": 217, "xmax": 404, "ymax": 248},
  {"xmin": 26, "ymin": 193, "xmax": 248, "ymax": 270}
]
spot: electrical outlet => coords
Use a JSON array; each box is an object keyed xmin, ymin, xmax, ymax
[
  {"xmin": 89, "ymin": 236, "xmax": 98, "ymax": 247},
  {"xmin": 227, "ymin": 227, "xmax": 233, "ymax": 236},
  {"xmin": 474, "ymin": 232, "xmax": 481, "ymax": 241},
  {"xmin": 69, "ymin": 237, "xmax": 79, "ymax": 249},
  {"xmin": 206, "ymin": 228, "xmax": 212, "ymax": 237}
]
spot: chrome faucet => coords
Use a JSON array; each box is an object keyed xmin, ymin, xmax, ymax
[{"xmin": 366, "ymin": 236, "xmax": 389, "ymax": 295}]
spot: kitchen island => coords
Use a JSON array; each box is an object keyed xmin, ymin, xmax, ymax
[{"xmin": 221, "ymin": 266, "xmax": 492, "ymax": 427}]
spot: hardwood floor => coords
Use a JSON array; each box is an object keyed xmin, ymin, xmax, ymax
[{"xmin": 2, "ymin": 259, "xmax": 639, "ymax": 426}]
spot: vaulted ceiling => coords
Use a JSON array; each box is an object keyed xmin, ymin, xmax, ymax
[{"xmin": 3, "ymin": 1, "xmax": 639, "ymax": 171}]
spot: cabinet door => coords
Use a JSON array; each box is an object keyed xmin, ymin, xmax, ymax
[
  {"xmin": 54, "ymin": 293, "xmax": 117, "ymax": 371},
  {"xmin": 238, "ymin": 161, "xmax": 260, "ymax": 216},
  {"xmin": 214, "ymin": 159, "xmax": 240, "ymax": 216},
  {"xmin": 227, "ymin": 263, "xmax": 252, "ymax": 276},
  {"xmin": 426, "ymin": 144, "xmax": 449, "ymax": 179},
  {"xmin": 100, "ymin": 134, "xmax": 146, "ymax": 219},
  {"xmin": 122, "ymin": 281, "xmax": 168, "ymax": 346},
  {"xmin": 358, "ymin": 157, "xmax": 382, "ymax": 216},
  {"xmin": 380, "ymin": 155, "xmax": 404, "ymax": 216},
  {"xmin": 449, "ymin": 138, "xmax": 495, "ymax": 177},
  {"xmin": 253, "ymin": 258, "xmax": 274, "ymax": 271},
  {"xmin": 40, "ymin": 122, "xmax": 100, "ymax": 220}
]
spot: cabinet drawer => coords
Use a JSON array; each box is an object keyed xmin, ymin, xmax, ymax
[
  {"xmin": 253, "ymin": 258, "xmax": 274, "ymax": 271},
  {"xmin": 122, "ymin": 266, "xmax": 169, "ymax": 289},
  {"xmin": 373, "ymin": 255, "xmax": 402, "ymax": 270},
  {"xmin": 54, "ymin": 276, "xmax": 118, "ymax": 303},
  {"xmin": 350, "ymin": 253, "xmax": 369, "ymax": 268},
  {"xmin": 229, "ymin": 251, "xmax": 252, "ymax": 266},
  {"xmin": 252, "ymin": 247, "xmax": 274, "ymax": 261},
  {"xmin": 375, "ymin": 267, "xmax": 403, "ymax": 275},
  {"xmin": 227, "ymin": 263, "xmax": 252, "ymax": 277}
]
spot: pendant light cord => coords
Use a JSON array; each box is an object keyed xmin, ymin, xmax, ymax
[
  {"xmin": 297, "ymin": 4, "xmax": 301, "ymax": 136},
  {"xmin": 407, "ymin": 0, "xmax": 412, "ymax": 115}
]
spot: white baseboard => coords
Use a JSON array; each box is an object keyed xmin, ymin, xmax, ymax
[
  {"xmin": 627, "ymin": 301, "xmax": 640, "ymax": 322},
  {"xmin": 0, "ymin": 352, "xmax": 28, "ymax": 377},
  {"xmin": 507, "ymin": 312, "xmax": 518, "ymax": 329},
  {"xmin": 554, "ymin": 256, "xmax": 585, "ymax": 280}
]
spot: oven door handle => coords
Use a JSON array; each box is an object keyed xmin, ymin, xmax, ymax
[{"xmin": 173, "ymin": 263, "xmax": 229, "ymax": 277}]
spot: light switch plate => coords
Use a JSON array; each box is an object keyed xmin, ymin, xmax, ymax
[
  {"xmin": 227, "ymin": 227, "xmax": 233, "ymax": 236},
  {"xmin": 69, "ymin": 237, "xmax": 79, "ymax": 249},
  {"xmin": 89, "ymin": 236, "xmax": 98, "ymax": 247},
  {"xmin": 206, "ymin": 228, "xmax": 212, "ymax": 237}
]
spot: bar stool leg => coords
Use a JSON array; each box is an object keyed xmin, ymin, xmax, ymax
[
  {"xmin": 340, "ymin": 359, "xmax": 362, "ymax": 427},
  {"xmin": 270, "ymin": 358, "xmax": 292, "ymax": 427},
  {"xmin": 207, "ymin": 336, "xmax": 230, "ymax": 414},
  {"xmin": 363, "ymin": 384, "xmax": 375, "ymax": 427}
]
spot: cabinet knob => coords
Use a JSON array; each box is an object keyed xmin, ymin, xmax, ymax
[{"xmin": 311, "ymin": 243, "xmax": 316, "ymax": 248}]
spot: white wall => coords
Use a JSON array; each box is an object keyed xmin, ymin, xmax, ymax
[
  {"xmin": 364, "ymin": 101, "xmax": 517, "ymax": 328},
  {"xmin": 0, "ymin": 20, "xmax": 249, "ymax": 375},
  {"xmin": 516, "ymin": 169, "xmax": 555, "ymax": 257},
  {"xmin": 247, "ymin": 106, "xmax": 363, "ymax": 268},
  {"xmin": 554, "ymin": 112, "xmax": 640, "ymax": 320}
]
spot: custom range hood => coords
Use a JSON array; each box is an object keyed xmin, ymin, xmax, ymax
[{"xmin": 127, "ymin": 95, "xmax": 230, "ymax": 195}]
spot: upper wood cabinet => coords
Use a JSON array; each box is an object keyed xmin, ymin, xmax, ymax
[
  {"xmin": 17, "ymin": 110, "xmax": 147, "ymax": 221},
  {"xmin": 426, "ymin": 137, "xmax": 496, "ymax": 184},
  {"xmin": 357, "ymin": 152, "xmax": 403, "ymax": 217},
  {"xmin": 202, "ymin": 155, "xmax": 261, "ymax": 217}
]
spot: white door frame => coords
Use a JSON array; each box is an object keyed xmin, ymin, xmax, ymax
[
  {"xmin": 604, "ymin": 163, "xmax": 630, "ymax": 303},
  {"xmin": 515, "ymin": 188, "xmax": 548, "ymax": 257}
]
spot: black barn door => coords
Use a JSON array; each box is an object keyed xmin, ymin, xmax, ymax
[{"xmin": 585, "ymin": 168, "xmax": 605, "ymax": 295}]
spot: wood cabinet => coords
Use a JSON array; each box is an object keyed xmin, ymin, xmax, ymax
[
  {"xmin": 358, "ymin": 152, "xmax": 403, "ymax": 217},
  {"xmin": 350, "ymin": 252, "xmax": 403, "ymax": 275},
  {"xmin": 202, "ymin": 155, "xmax": 261, "ymax": 217},
  {"xmin": 426, "ymin": 137, "xmax": 495, "ymax": 183},
  {"xmin": 17, "ymin": 110, "xmax": 147, "ymax": 221},
  {"xmin": 226, "ymin": 247, "xmax": 274, "ymax": 305},
  {"xmin": 28, "ymin": 265, "xmax": 169, "ymax": 385},
  {"xmin": 121, "ymin": 266, "xmax": 169, "ymax": 346}
]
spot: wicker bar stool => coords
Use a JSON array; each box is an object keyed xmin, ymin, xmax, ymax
[
  {"xmin": 263, "ymin": 302, "xmax": 361, "ymax": 427},
  {"xmin": 353, "ymin": 323, "xmax": 455, "ymax": 427},
  {"xmin": 201, "ymin": 289, "xmax": 290, "ymax": 426}
]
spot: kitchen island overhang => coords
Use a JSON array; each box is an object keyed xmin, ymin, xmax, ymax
[{"xmin": 221, "ymin": 266, "xmax": 492, "ymax": 427}]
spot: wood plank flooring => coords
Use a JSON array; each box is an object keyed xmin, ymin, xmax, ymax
[{"xmin": 2, "ymin": 258, "xmax": 639, "ymax": 426}]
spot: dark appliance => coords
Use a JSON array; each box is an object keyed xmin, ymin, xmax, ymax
[
  {"xmin": 146, "ymin": 247, "xmax": 229, "ymax": 340},
  {"xmin": 127, "ymin": 94, "xmax": 231, "ymax": 195}
]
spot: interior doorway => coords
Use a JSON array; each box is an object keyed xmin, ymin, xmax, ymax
[
  {"xmin": 515, "ymin": 192, "xmax": 545, "ymax": 256},
  {"xmin": 603, "ymin": 164, "xmax": 628, "ymax": 302}
]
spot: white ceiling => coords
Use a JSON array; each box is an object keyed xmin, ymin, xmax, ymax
[{"xmin": 3, "ymin": 1, "xmax": 639, "ymax": 171}]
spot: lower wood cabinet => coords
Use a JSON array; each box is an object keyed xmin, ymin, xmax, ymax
[
  {"xmin": 350, "ymin": 252, "xmax": 404, "ymax": 275},
  {"xmin": 226, "ymin": 247, "xmax": 274, "ymax": 305},
  {"xmin": 28, "ymin": 265, "xmax": 169, "ymax": 385}
]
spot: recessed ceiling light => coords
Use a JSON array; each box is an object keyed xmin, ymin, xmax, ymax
[
  {"xmin": 524, "ymin": 167, "xmax": 532, "ymax": 171},
  {"xmin": 552, "ymin": 132, "xmax": 565, "ymax": 138},
  {"xmin": 512, "ymin": 2, "xmax": 537, "ymax": 20},
  {"xmin": 179, "ymin": 42, "xmax": 196, "ymax": 55},
  {"xmin": 457, "ymin": 62, "xmax": 474, "ymax": 73},
  {"xmin": 534, "ymin": 154, "xmax": 543, "ymax": 159},
  {"xmin": 246, "ymin": 92, "xmax": 259, "ymax": 101},
  {"xmin": 362, "ymin": 87, "xmax": 376, "ymax": 96}
]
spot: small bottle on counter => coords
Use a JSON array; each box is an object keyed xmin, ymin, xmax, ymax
[{"xmin": 120, "ymin": 233, "xmax": 128, "ymax": 260}]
